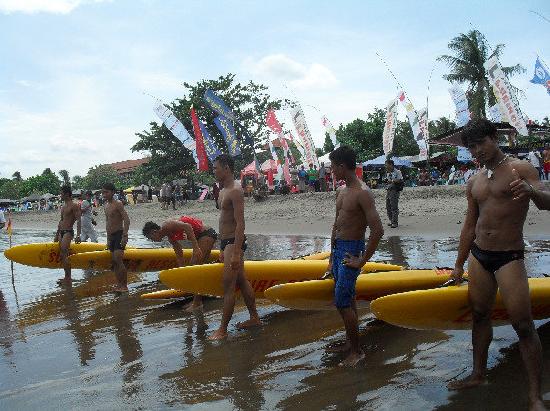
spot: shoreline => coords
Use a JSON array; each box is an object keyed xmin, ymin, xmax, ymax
[{"xmin": 7, "ymin": 185, "xmax": 550, "ymax": 238}]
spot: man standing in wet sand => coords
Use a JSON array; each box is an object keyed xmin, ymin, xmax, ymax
[
  {"xmin": 327, "ymin": 146, "xmax": 384, "ymax": 366},
  {"xmin": 142, "ymin": 216, "xmax": 218, "ymax": 311},
  {"xmin": 208, "ymin": 154, "xmax": 260, "ymax": 340},
  {"xmin": 55, "ymin": 185, "xmax": 81, "ymax": 283},
  {"xmin": 449, "ymin": 119, "xmax": 550, "ymax": 410},
  {"xmin": 102, "ymin": 182, "xmax": 130, "ymax": 293},
  {"xmin": 385, "ymin": 159, "xmax": 403, "ymax": 228},
  {"xmin": 80, "ymin": 191, "xmax": 98, "ymax": 243}
]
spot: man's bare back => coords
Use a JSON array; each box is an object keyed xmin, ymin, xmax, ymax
[{"xmin": 470, "ymin": 158, "xmax": 534, "ymax": 251}]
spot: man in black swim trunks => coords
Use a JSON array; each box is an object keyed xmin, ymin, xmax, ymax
[
  {"xmin": 102, "ymin": 182, "xmax": 130, "ymax": 293},
  {"xmin": 449, "ymin": 119, "xmax": 550, "ymax": 410},
  {"xmin": 55, "ymin": 185, "xmax": 81, "ymax": 284},
  {"xmin": 208, "ymin": 154, "xmax": 260, "ymax": 340}
]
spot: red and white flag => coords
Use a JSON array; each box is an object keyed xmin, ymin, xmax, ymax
[{"xmin": 190, "ymin": 106, "xmax": 210, "ymax": 171}]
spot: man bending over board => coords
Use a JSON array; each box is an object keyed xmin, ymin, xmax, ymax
[
  {"xmin": 55, "ymin": 185, "xmax": 81, "ymax": 284},
  {"xmin": 326, "ymin": 146, "xmax": 384, "ymax": 366},
  {"xmin": 143, "ymin": 216, "xmax": 218, "ymax": 311},
  {"xmin": 449, "ymin": 119, "xmax": 550, "ymax": 410},
  {"xmin": 102, "ymin": 182, "xmax": 131, "ymax": 293},
  {"xmin": 208, "ymin": 154, "xmax": 260, "ymax": 340}
]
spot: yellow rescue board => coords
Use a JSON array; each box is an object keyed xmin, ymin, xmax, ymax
[
  {"xmin": 371, "ymin": 278, "xmax": 550, "ymax": 330},
  {"xmin": 301, "ymin": 251, "xmax": 331, "ymax": 260},
  {"xmin": 265, "ymin": 269, "xmax": 461, "ymax": 310},
  {"xmin": 4, "ymin": 242, "xmax": 107, "ymax": 268},
  {"xmin": 141, "ymin": 289, "xmax": 191, "ymax": 299},
  {"xmin": 158, "ymin": 260, "xmax": 402, "ymax": 298},
  {"xmin": 68, "ymin": 248, "xmax": 220, "ymax": 272}
]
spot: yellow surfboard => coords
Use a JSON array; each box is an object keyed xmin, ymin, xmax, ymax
[
  {"xmin": 158, "ymin": 260, "xmax": 402, "ymax": 298},
  {"xmin": 265, "ymin": 269, "xmax": 462, "ymax": 310},
  {"xmin": 141, "ymin": 289, "xmax": 191, "ymax": 299},
  {"xmin": 301, "ymin": 251, "xmax": 331, "ymax": 260},
  {"xmin": 68, "ymin": 248, "xmax": 221, "ymax": 272},
  {"xmin": 4, "ymin": 242, "xmax": 108, "ymax": 268},
  {"xmin": 371, "ymin": 278, "xmax": 550, "ymax": 330}
]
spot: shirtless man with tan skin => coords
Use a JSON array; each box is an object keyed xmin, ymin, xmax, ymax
[
  {"xmin": 208, "ymin": 154, "xmax": 260, "ymax": 340},
  {"xmin": 142, "ymin": 216, "xmax": 218, "ymax": 311},
  {"xmin": 55, "ymin": 185, "xmax": 81, "ymax": 284},
  {"xmin": 102, "ymin": 182, "xmax": 130, "ymax": 293},
  {"xmin": 326, "ymin": 146, "xmax": 384, "ymax": 366},
  {"xmin": 448, "ymin": 119, "xmax": 550, "ymax": 411}
]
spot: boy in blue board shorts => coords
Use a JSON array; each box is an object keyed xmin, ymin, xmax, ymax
[{"xmin": 325, "ymin": 146, "xmax": 384, "ymax": 366}]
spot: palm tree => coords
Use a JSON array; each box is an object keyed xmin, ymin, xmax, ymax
[
  {"xmin": 59, "ymin": 169, "xmax": 70, "ymax": 186},
  {"xmin": 12, "ymin": 171, "xmax": 22, "ymax": 181},
  {"xmin": 438, "ymin": 30, "xmax": 524, "ymax": 119}
]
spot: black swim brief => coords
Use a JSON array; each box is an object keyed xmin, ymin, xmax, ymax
[
  {"xmin": 220, "ymin": 235, "xmax": 247, "ymax": 252},
  {"xmin": 108, "ymin": 230, "xmax": 126, "ymax": 252},
  {"xmin": 197, "ymin": 227, "xmax": 218, "ymax": 241},
  {"xmin": 470, "ymin": 242, "xmax": 524, "ymax": 275},
  {"xmin": 57, "ymin": 229, "xmax": 74, "ymax": 238}
]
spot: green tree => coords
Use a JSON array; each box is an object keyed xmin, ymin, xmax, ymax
[
  {"xmin": 0, "ymin": 179, "xmax": 23, "ymax": 199},
  {"xmin": 12, "ymin": 171, "xmax": 22, "ymax": 181},
  {"xmin": 59, "ymin": 170, "xmax": 70, "ymax": 186},
  {"xmin": 82, "ymin": 165, "xmax": 121, "ymax": 190},
  {"xmin": 21, "ymin": 169, "xmax": 61, "ymax": 196},
  {"xmin": 335, "ymin": 108, "xmax": 386, "ymax": 161},
  {"xmin": 323, "ymin": 133, "xmax": 335, "ymax": 154},
  {"xmin": 438, "ymin": 30, "xmax": 524, "ymax": 118},
  {"xmin": 132, "ymin": 74, "xmax": 288, "ymax": 180},
  {"xmin": 71, "ymin": 175, "xmax": 85, "ymax": 188},
  {"xmin": 392, "ymin": 120, "xmax": 421, "ymax": 157}
]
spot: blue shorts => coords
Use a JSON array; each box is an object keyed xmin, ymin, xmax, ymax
[{"xmin": 332, "ymin": 239, "xmax": 365, "ymax": 309}]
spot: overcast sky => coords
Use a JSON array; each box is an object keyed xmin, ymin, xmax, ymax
[{"xmin": 1, "ymin": 0, "xmax": 548, "ymax": 179}]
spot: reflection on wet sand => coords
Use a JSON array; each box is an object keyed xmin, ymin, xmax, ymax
[{"xmin": 0, "ymin": 234, "xmax": 548, "ymax": 410}]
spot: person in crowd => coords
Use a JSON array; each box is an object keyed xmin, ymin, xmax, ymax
[
  {"xmin": 325, "ymin": 145, "xmax": 383, "ymax": 366},
  {"xmin": 385, "ymin": 160, "xmax": 403, "ymax": 228},
  {"xmin": 307, "ymin": 163, "xmax": 317, "ymax": 192},
  {"xmin": 298, "ymin": 165, "xmax": 307, "ymax": 193},
  {"xmin": 448, "ymin": 119, "xmax": 550, "ymax": 409},
  {"xmin": 80, "ymin": 191, "xmax": 98, "ymax": 243},
  {"xmin": 54, "ymin": 185, "xmax": 81, "ymax": 284},
  {"xmin": 319, "ymin": 162, "xmax": 327, "ymax": 192},
  {"xmin": 208, "ymin": 154, "xmax": 260, "ymax": 340}
]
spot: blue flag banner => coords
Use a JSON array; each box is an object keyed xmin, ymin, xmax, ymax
[
  {"xmin": 204, "ymin": 89, "xmax": 237, "ymax": 122},
  {"xmin": 240, "ymin": 126, "xmax": 255, "ymax": 149},
  {"xmin": 530, "ymin": 57, "xmax": 550, "ymax": 95},
  {"xmin": 199, "ymin": 121, "xmax": 222, "ymax": 163},
  {"xmin": 214, "ymin": 116, "xmax": 241, "ymax": 156}
]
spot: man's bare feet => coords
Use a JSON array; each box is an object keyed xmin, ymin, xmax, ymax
[
  {"xmin": 326, "ymin": 341, "xmax": 351, "ymax": 353},
  {"xmin": 236, "ymin": 317, "xmax": 261, "ymax": 330},
  {"xmin": 338, "ymin": 350, "xmax": 365, "ymax": 367},
  {"xmin": 447, "ymin": 374, "xmax": 487, "ymax": 390},
  {"xmin": 208, "ymin": 328, "xmax": 228, "ymax": 340},
  {"xmin": 57, "ymin": 277, "xmax": 72, "ymax": 285}
]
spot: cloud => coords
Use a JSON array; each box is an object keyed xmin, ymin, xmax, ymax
[
  {"xmin": 246, "ymin": 54, "xmax": 338, "ymax": 91},
  {"xmin": 0, "ymin": 0, "xmax": 109, "ymax": 15}
]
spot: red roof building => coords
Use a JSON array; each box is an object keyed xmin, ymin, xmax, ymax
[{"xmin": 103, "ymin": 158, "xmax": 150, "ymax": 178}]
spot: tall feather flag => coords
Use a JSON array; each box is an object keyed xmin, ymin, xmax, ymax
[
  {"xmin": 291, "ymin": 104, "xmax": 319, "ymax": 167},
  {"xmin": 530, "ymin": 57, "xmax": 550, "ymax": 96},
  {"xmin": 214, "ymin": 116, "xmax": 241, "ymax": 156},
  {"xmin": 448, "ymin": 85, "xmax": 471, "ymax": 127},
  {"xmin": 189, "ymin": 106, "xmax": 210, "ymax": 171},
  {"xmin": 198, "ymin": 121, "xmax": 222, "ymax": 163},
  {"xmin": 265, "ymin": 110, "xmax": 292, "ymax": 185},
  {"xmin": 153, "ymin": 101, "xmax": 199, "ymax": 167},
  {"xmin": 204, "ymin": 89, "xmax": 237, "ymax": 122},
  {"xmin": 397, "ymin": 91, "xmax": 428, "ymax": 160},
  {"xmin": 321, "ymin": 116, "xmax": 339, "ymax": 149},
  {"xmin": 382, "ymin": 98, "xmax": 398, "ymax": 156}
]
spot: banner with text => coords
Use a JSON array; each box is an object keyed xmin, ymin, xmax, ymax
[
  {"xmin": 448, "ymin": 85, "xmax": 471, "ymax": 127},
  {"xmin": 398, "ymin": 92, "xmax": 428, "ymax": 160},
  {"xmin": 382, "ymin": 98, "xmax": 398, "ymax": 156},
  {"xmin": 214, "ymin": 116, "xmax": 241, "ymax": 157},
  {"xmin": 291, "ymin": 105, "xmax": 319, "ymax": 167}
]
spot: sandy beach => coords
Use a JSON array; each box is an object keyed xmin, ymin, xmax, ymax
[{"xmin": 9, "ymin": 185, "xmax": 550, "ymax": 238}]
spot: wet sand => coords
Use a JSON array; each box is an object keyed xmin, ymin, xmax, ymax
[
  {"xmin": 9, "ymin": 185, "xmax": 550, "ymax": 237},
  {"xmin": 1, "ymin": 231, "xmax": 549, "ymax": 409}
]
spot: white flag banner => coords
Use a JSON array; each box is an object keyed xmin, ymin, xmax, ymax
[
  {"xmin": 398, "ymin": 91, "xmax": 428, "ymax": 160},
  {"xmin": 382, "ymin": 98, "xmax": 398, "ymax": 155},
  {"xmin": 484, "ymin": 56, "xmax": 528, "ymax": 135},
  {"xmin": 291, "ymin": 105, "xmax": 319, "ymax": 167},
  {"xmin": 154, "ymin": 102, "xmax": 198, "ymax": 166},
  {"xmin": 321, "ymin": 116, "xmax": 339, "ymax": 149},
  {"xmin": 268, "ymin": 139, "xmax": 283, "ymax": 181},
  {"xmin": 448, "ymin": 85, "xmax": 471, "ymax": 127},
  {"xmin": 418, "ymin": 107, "xmax": 429, "ymax": 142}
]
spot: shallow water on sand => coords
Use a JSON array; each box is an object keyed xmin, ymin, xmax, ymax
[{"xmin": 0, "ymin": 230, "xmax": 549, "ymax": 410}]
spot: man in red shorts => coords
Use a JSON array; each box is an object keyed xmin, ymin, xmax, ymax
[{"xmin": 143, "ymin": 216, "xmax": 218, "ymax": 311}]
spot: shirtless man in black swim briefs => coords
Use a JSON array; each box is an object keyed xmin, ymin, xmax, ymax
[
  {"xmin": 208, "ymin": 154, "xmax": 260, "ymax": 340},
  {"xmin": 102, "ymin": 182, "xmax": 130, "ymax": 293},
  {"xmin": 449, "ymin": 119, "xmax": 550, "ymax": 410},
  {"xmin": 55, "ymin": 185, "xmax": 81, "ymax": 284}
]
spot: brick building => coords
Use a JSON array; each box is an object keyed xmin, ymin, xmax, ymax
[{"xmin": 103, "ymin": 158, "xmax": 150, "ymax": 179}]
